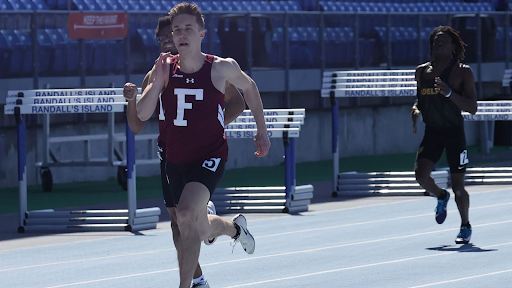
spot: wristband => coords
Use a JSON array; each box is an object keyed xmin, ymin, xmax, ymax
[{"xmin": 445, "ymin": 89, "xmax": 452, "ymax": 98}]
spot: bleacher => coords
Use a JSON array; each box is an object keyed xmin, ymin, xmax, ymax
[{"xmin": 0, "ymin": 0, "xmax": 507, "ymax": 78}]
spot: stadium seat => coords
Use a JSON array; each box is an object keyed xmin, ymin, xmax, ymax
[
  {"xmin": 31, "ymin": 0, "xmax": 48, "ymax": 9},
  {"xmin": 105, "ymin": 0, "xmax": 122, "ymax": 10},
  {"xmin": 134, "ymin": 0, "xmax": 153, "ymax": 11},
  {"xmin": 149, "ymin": 0, "xmax": 163, "ymax": 10},
  {"xmin": 44, "ymin": 0, "xmax": 56, "ymax": 9},
  {"xmin": 71, "ymin": 0, "xmax": 87, "ymax": 10},
  {"xmin": 7, "ymin": 0, "xmax": 24, "ymax": 10},
  {"xmin": 494, "ymin": 27, "xmax": 505, "ymax": 61},
  {"xmin": 269, "ymin": 0, "xmax": 284, "ymax": 11},
  {"xmin": 0, "ymin": 30, "xmax": 20, "ymax": 76},
  {"xmin": 36, "ymin": 29, "xmax": 53, "ymax": 74},
  {"xmin": 93, "ymin": 0, "xmax": 112, "ymax": 10},
  {"xmin": 0, "ymin": 0, "xmax": 14, "ymax": 9},
  {"xmin": 56, "ymin": 28, "xmax": 80, "ymax": 73},
  {"xmin": 270, "ymin": 27, "xmax": 283, "ymax": 66},
  {"xmin": 256, "ymin": 0, "xmax": 271, "ymax": 11},
  {"xmin": 136, "ymin": 28, "xmax": 159, "ymax": 71},
  {"xmin": 82, "ymin": 0, "xmax": 101, "ymax": 10},
  {"xmin": 89, "ymin": 39, "xmax": 106, "ymax": 73},
  {"xmin": 0, "ymin": 31, "xmax": 11, "ymax": 77},
  {"xmin": 11, "ymin": 30, "xmax": 31, "ymax": 75},
  {"xmin": 18, "ymin": 0, "xmax": 36, "ymax": 9},
  {"xmin": 57, "ymin": 0, "xmax": 68, "ymax": 9},
  {"xmin": 44, "ymin": 28, "xmax": 66, "ymax": 74},
  {"xmin": 197, "ymin": 1, "xmax": 212, "ymax": 11}
]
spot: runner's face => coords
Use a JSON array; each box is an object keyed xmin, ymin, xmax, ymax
[
  {"xmin": 433, "ymin": 32, "xmax": 455, "ymax": 59},
  {"xmin": 156, "ymin": 25, "xmax": 176, "ymax": 54},
  {"xmin": 172, "ymin": 14, "xmax": 204, "ymax": 54}
]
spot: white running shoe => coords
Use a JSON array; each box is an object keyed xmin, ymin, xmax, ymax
[
  {"xmin": 191, "ymin": 281, "xmax": 210, "ymax": 288},
  {"xmin": 204, "ymin": 201, "xmax": 217, "ymax": 245},
  {"xmin": 231, "ymin": 214, "xmax": 255, "ymax": 254}
]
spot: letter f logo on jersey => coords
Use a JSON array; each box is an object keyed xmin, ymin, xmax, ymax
[
  {"xmin": 174, "ymin": 88, "xmax": 203, "ymax": 126},
  {"xmin": 202, "ymin": 158, "xmax": 221, "ymax": 172}
]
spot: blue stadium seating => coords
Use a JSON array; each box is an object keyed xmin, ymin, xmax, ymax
[
  {"xmin": 148, "ymin": 0, "xmax": 163, "ymax": 10},
  {"xmin": 82, "ymin": 0, "xmax": 101, "ymax": 10},
  {"xmin": 494, "ymin": 26, "xmax": 504, "ymax": 61},
  {"xmin": 11, "ymin": 30, "xmax": 31, "ymax": 75},
  {"xmin": 0, "ymin": 30, "xmax": 14, "ymax": 76},
  {"xmin": 203, "ymin": 27, "xmax": 221, "ymax": 56},
  {"xmin": 19, "ymin": 0, "xmax": 36, "ymax": 9},
  {"xmin": 36, "ymin": 29, "xmax": 54, "ymax": 74},
  {"xmin": 0, "ymin": 0, "xmax": 14, "ymax": 9},
  {"xmin": 89, "ymin": 39, "xmax": 107, "ymax": 73},
  {"xmin": 270, "ymin": 27, "xmax": 283, "ymax": 66},
  {"xmin": 57, "ymin": 0, "xmax": 68, "ymax": 9},
  {"xmin": 7, "ymin": 0, "xmax": 24, "ymax": 10},
  {"xmin": 44, "ymin": 0, "xmax": 57, "ymax": 9},
  {"xmin": 104, "ymin": 0, "xmax": 122, "ymax": 10},
  {"xmin": 31, "ymin": 0, "xmax": 49, "ymax": 9},
  {"xmin": 71, "ymin": 0, "xmax": 87, "ymax": 10},
  {"xmin": 137, "ymin": 28, "xmax": 160, "ymax": 71},
  {"xmin": 45, "ymin": 29, "xmax": 66, "ymax": 74},
  {"xmin": 0, "ymin": 0, "xmax": 505, "ymax": 78},
  {"xmin": 56, "ymin": 28, "xmax": 80, "ymax": 73}
]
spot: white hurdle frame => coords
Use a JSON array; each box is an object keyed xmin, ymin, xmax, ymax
[
  {"xmin": 5, "ymin": 88, "xmax": 161, "ymax": 233},
  {"xmin": 321, "ymin": 70, "xmax": 416, "ymax": 197}
]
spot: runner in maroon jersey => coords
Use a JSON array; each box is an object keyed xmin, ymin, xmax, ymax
[
  {"xmin": 123, "ymin": 15, "xmax": 246, "ymax": 288},
  {"xmin": 136, "ymin": 3, "xmax": 270, "ymax": 287}
]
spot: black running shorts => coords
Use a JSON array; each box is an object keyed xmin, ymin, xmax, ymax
[
  {"xmin": 416, "ymin": 126, "xmax": 468, "ymax": 174},
  {"xmin": 164, "ymin": 157, "xmax": 226, "ymax": 207}
]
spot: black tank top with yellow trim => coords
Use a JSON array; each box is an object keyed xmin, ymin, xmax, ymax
[{"xmin": 417, "ymin": 61, "xmax": 464, "ymax": 128}]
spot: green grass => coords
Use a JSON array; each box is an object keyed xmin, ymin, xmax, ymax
[{"xmin": 0, "ymin": 145, "xmax": 509, "ymax": 215}]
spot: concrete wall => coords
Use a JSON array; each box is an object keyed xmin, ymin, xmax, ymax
[{"xmin": 0, "ymin": 104, "xmax": 480, "ymax": 188}]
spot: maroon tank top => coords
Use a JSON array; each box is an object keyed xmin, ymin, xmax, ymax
[{"xmin": 160, "ymin": 54, "xmax": 228, "ymax": 164}]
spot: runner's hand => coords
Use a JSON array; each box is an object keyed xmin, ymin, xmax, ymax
[
  {"xmin": 123, "ymin": 83, "xmax": 138, "ymax": 101},
  {"xmin": 152, "ymin": 52, "xmax": 172, "ymax": 87},
  {"xmin": 254, "ymin": 131, "xmax": 270, "ymax": 157}
]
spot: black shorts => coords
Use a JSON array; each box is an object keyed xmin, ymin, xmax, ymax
[
  {"xmin": 164, "ymin": 157, "xmax": 226, "ymax": 207},
  {"xmin": 416, "ymin": 126, "xmax": 468, "ymax": 174},
  {"xmin": 157, "ymin": 146, "xmax": 176, "ymax": 207}
]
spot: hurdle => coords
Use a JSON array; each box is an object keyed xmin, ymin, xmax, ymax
[
  {"xmin": 4, "ymin": 88, "xmax": 162, "ymax": 233},
  {"xmin": 461, "ymin": 100, "xmax": 512, "ymax": 185},
  {"xmin": 5, "ymin": 89, "xmax": 140, "ymax": 192},
  {"xmin": 119, "ymin": 108, "xmax": 314, "ymax": 214},
  {"xmin": 321, "ymin": 70, "xmax": 428, "ymax": 197},
  {"xmin": 214, "ymin": 108, "xmax": 313, "ymax": 214}
]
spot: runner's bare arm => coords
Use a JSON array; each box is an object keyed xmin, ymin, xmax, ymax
[
  {"xmin": 224, "ymin": 82, "xmax": 246, "ymax": 125},
  {"xmin": 137, "ymin": 53, "xmax": 171, "ymax": 121}
]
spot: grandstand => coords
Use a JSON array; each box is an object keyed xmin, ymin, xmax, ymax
[{"xmin": 0, "ymin": 0, "xmax": 507, "ymax": 77}]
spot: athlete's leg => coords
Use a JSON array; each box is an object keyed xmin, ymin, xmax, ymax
[
  {"xmin": 175, "ymin": 182, "xmax": 211, "ymax": 288},
  {"xmin": 415, "ymin": 127, "xmax": 450, "ymax": 224},
  {"xmin": 450, "ymin": 173, "xmax": 470, "ymax": 225},
  {"xmin": 415, "ymin": 158, "xmax": 444, "ymax": 197},
  {"xmin": 167, "ymin": 207, "xmax": 204, "ymax": 280},
  {"xmin": 445, "ymin": 128, "xmax": 470, "ymax": 226}
]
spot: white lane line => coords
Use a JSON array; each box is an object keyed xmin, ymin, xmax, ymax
[
  {"xmin": 223, "ymin": 242, "xmax": 512, "ymax": 288},
  {"xmin": 4, "ymin": 201, "xmax": 512, "ymax": 273},
  {"xmin": 41, "ymin": 219, "xmax": 512, "ymax": 287},
  {"xmin": 408, "ymin": 268, "xmax": 512, "ymax": 287}
]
